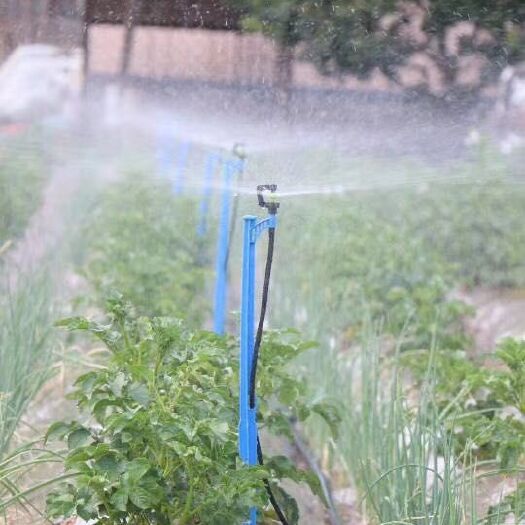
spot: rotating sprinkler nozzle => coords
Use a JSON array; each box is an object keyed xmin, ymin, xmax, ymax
[
  {"xmin": 232, "ymin": 142, "xmax": 247, "ymax": 160},
  {"xmin": 257, "ymin": 184, "xmax": 280, "ymax": 215}
]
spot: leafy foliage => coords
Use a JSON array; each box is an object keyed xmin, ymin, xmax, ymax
[
  {"xmin": 274, "ymin": 193, "xmax": 470, "ymax": 350},
  {"xmin": 441, "ymin": 339, "xmax": 525, "ymax": 468},
  {"xmin": 231, "ymin": 0, "xmax": 525, "ymax": 96},
  {"xmin": 46, "ymin": 297, "xmax": 337, "ymax": 524},
  {"xmin": 272, "ymin": 154, "xmax": 525, "ymax": 350},
  {"xmin": 380, "ymin": 181, "xmax": 525, "ymax": 288},
  {"xmin": 405, "ymin": 338, "xmax": 525, "ymax": 523},
  {"xmin": 84, "ymin": 172, "xmax": 209, "ymax": 326}
]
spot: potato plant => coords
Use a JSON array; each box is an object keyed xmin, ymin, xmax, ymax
[
  {"xmin": 274, "ymin": 196, "xmax": 469, "ymax": 351},
  {"xmin": 378, "ymin": 181, "xmax": 525, "ymax": 289},
  {"xmin": 46, "ymin": 297, "xmax": 337, "ymax": 524},
  {"xmin": 84, "ymin": 172, "xmax": 209, "ymax": 327}
]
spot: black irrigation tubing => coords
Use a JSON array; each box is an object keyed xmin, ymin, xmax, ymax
[
  {"xmin": 257, "ymin": 435, "xmax": 291, "ymax": 525},
  {"xmin": 247, "ymin": 224, "xmax": 290, "ymax": 525},
  {"xmin": 249, "ymin": 226, "xmax": 274, "ymax": 410}
]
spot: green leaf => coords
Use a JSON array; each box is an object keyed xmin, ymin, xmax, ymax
[
  {"xmin": 55, "ymin": 316, "xmax": 90, "ymax": 330},
  {"xmin": 74, "ymin": 371, "xmax": 99, "ymax": 394},
  {"xmin": 268, "ymin": 483, "xmax": 299, "ymax": 525},
  {"xmin": 208, "ymin": 420, "xmax": 229, "ymax": 441},
  {"xmin": 94, "ymin": 454, "xmax": 120, "ymax": 475},
  {"xmin": 110, "ymin": 488, "xmax": 129, "ymax": 512},
  {"xmin": 128, "ymin": 382, "xmax": 151, "ymax": 408},
  {"xmin": 93, "ymin": 399, "xmax": 121, "ymax": 423},
  {"xmin": 129, "ymin": 487, "xmax": 156, "ymax": 509},
  {"xmin": 126, "ymin": 458, "xmax": 151, "ymax": 484},
  {"xmin": 278, "ymin": 378, "xmax": 301, "ymax": 406},
  {"xmin": 67, "ymin": 428, "xmax": 92, "ymax": 450},
  {"xmin": 45, "ymin": 421, "xmax": 73, "ymax": 443},
  {"xmin": 310, "ymin": 402, "xmax": 341, "ymax": 439},
  {"xmin": 110, "ymin": 372, "xmax": 127, "ymax": 397}
]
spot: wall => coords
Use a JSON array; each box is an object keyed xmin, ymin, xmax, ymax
[{"xmin": 88, "ymin": 24, "xmax": 393, "ymax": 91}]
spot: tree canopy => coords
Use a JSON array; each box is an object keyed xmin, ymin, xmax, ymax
[{"xmin": 230, "ymin": 0, "xmax": 525, "ymax": 96}]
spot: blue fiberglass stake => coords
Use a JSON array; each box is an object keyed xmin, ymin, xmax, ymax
[
  {"xmin": 213, "ymin": 157, "xmax": 244, "ymax": 335},
  {"xmin": 239, "ymin": 185, "xmax": 283, "ymax": 525}
]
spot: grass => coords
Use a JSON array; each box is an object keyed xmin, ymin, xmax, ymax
[
  {"xmin": 0, "ymin": 131, "xmax": 49, "ymax": 245},
  {"xmin": 0, "ymin": 267, "xmax": 54, "ymax": 455},
  {"xmin": 0, "ymin": 266, "xmax": 63, "ymax": 520}
]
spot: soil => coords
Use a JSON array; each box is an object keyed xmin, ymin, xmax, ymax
[{"xmin": 456, "ymin": 287, "xmax": 525, "ymax": 354}]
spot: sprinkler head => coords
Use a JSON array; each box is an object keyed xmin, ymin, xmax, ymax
[
  {"xmin": 257, "ymin": 184, "xmax": 280, "ymax": 215},
  {"xmin": 232, "ymin": 142, "xmax": 247, "ymax": 160}
]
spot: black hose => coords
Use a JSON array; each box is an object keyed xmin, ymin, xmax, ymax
[
  {"xmin": 247, "ymin": 225, "xmax": 289, "ymax": 525},
  {"xmin": 249, "ymin": 226, "xmax": 275, "ymax": 409},
  {"xmin": 258, "ymin": 435, "xmax": 290, "ymax": 525}
]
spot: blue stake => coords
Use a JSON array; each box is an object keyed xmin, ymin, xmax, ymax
[
  {"xmin": 212, "ymin": 158, "xmax": 247, "ymax": 334},
  {"xmin": 213, "ymin": 160, "xmax": 234, "ymax": 334},
  {"xmin": 173, "ymin": 141, "xmax": 191, "ymax": 194},
  {"xmin": 197, "ymin": 153, "xmax": 219, "ymax": 237},
  {"xmin": 239, "ymin": 213, "xmax": 277, "ymax": 525}
]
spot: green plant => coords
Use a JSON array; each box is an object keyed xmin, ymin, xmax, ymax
[
  {"xmin": 0, "ymin": 134, "xmax": 49, "ymax": 245},
  {"xmin": 383, "ymin": 181, "xmax": 525, "ymax": 289},
  {"xmin": 46, "ymin": 297, "xmax": 336, "ymax": 524},
  {"xmin": 408, "ymin": 339, "xmax": 525, "ymax": 470},
  {"xmin": 403, "ymin": 338, "xmax": 525, "ymax": 524},
  {"xmin": 0, "ymin": 267, "xmax": 65, "ymax": 518},
  {"xmin": 304, "ymin": 328, "xmax": 476, "ymax": 525},
  {"xmin": 84, "ymin": 172, "xmax": 209, "ymax": 326},
  {"xmin": 273, "ymin": 194, "xmax": 469, "ymax": 351},
  {"xmin": 0, "ymin": 269, "xmax": 55, "ymax": 459}
]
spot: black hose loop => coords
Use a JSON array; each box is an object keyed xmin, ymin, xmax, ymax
[{"xmin": 249, "ymin": 226, "xmax": 275, "ymax": 409}]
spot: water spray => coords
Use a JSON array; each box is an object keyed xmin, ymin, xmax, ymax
[
  {"xmin": 213, "ymin": 145, "xmax": 245, "ymax": 334},
  {"xmin": 197, "ymin": 152, "xmax": 220, "ymax": 237},
  {"xmin": 226, "ymin": 143, "xmax": 247, "ymax": 267},
  {"xmin": 239, "ymin": 185, "xmax": 288, "ymax": 525},
  {"xmin": 173, "ymin": 140, "xmax": 190, "ymax": 194}
]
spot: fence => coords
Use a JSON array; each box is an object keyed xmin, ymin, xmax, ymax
[
  {"xmin": 88, "ymin": 24, "xmax": 392, "ymax": 91},
  {"xmin": 0, "ymin": 0, "xmax": 392, "ymax": 93}
]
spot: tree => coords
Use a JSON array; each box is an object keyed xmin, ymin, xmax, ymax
[
  {"xmin": 301, "ymin": 0, "xmax": 525, "ymax": 97},
  {"xmin": 228, "ymin": 0, "xmax": 309, "ymax": 97},
  {"xmin": 232, "ymin": 0, "xmax": 525, "ymax": 98}
]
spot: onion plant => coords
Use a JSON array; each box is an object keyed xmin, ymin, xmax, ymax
[
  {"xmin": 0, "ymin": 270, "xmax": 53, "ymax": 455},
  {"xmin": 0, "ymin": 267, "xmax": 60, "ymax": 514},
  {"xmin": 302, "ymin": 326, "xmax": 483, "ymax": 525}
]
